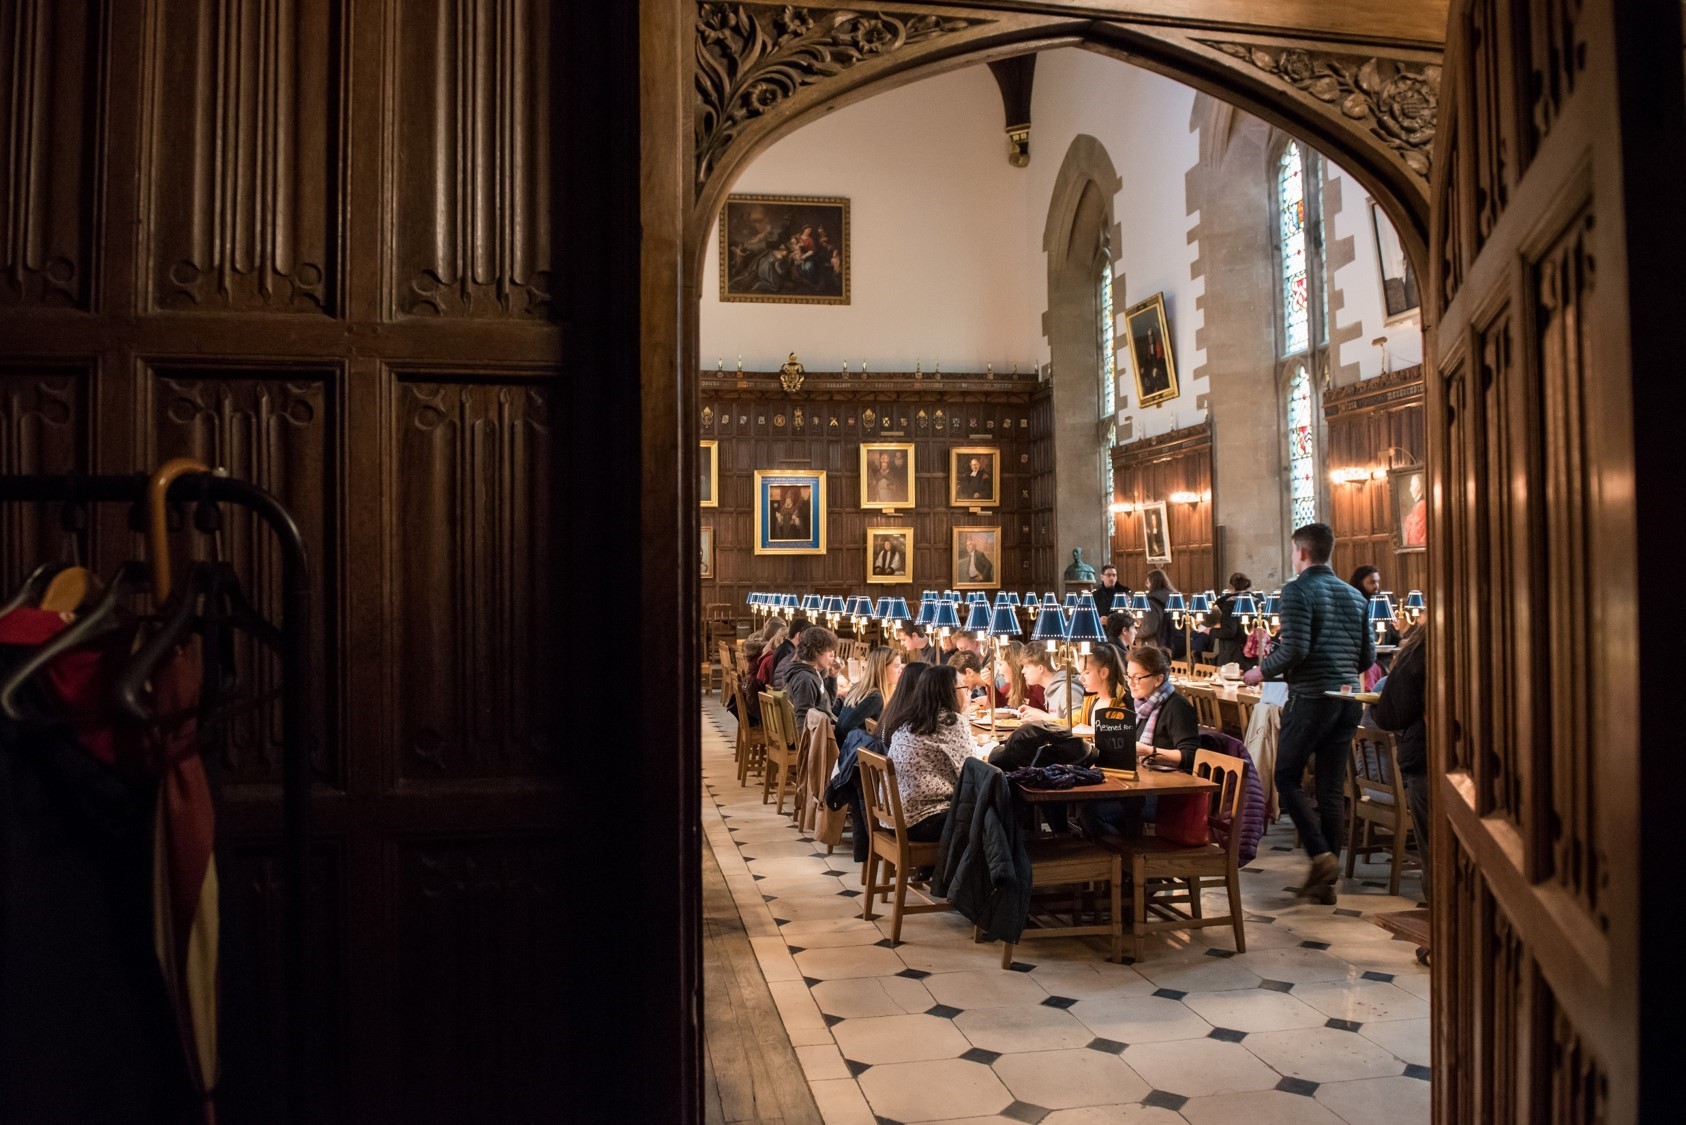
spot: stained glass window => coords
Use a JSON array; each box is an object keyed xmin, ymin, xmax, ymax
[
  {"xmin": 1278, "ymin": 141, "xmax": 1309, "ymax": 356},
  {"xmin": 1287, "ymin": 364, "xmax": 1317, "ymax": 527},
  {"xmin": 1099, "ymin": 261, "xmax": 1117, "ymax": 557}
]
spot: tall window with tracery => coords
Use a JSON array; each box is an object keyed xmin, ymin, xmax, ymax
[
  {"xmin": 1098, "ymin": 258, "xmax": 1117, "ymax": 559},
  {"xmin": 1277, "ymin": 140, "xmax": 1321, "ymax": 527}
]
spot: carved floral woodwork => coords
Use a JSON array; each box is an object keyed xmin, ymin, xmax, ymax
[
  {"xmin": 694, "ymin": 3, "xmax": 989, "ymax": 192},
  {"xmin": 1201, "ymin": 42, "xmax": 1439, "ymax": 178}
]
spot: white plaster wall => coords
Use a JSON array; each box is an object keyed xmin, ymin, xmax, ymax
[
  {"xmin": 1025, "ymin": 49, "xmax": 1207, "ymax": 439},
  {"xmin": 699, "ymin": 66, "xmax": 1042, "ymax": 374},
  {"xmin": 1328, "ymin": 162, "xmax": 1425, "ymax": 379}
]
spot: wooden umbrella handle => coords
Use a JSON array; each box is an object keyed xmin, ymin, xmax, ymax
[{"xmin": 147, "ymin": 457, "xmax": 209, "ymax": 606}]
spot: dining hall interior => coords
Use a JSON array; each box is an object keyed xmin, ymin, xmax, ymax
[{"xmin": 0, "ymin": 2, "xmax": 1681, "ymax": 1123}]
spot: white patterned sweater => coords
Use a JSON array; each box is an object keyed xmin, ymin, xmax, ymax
[{"xmin": 886, "ymin": 716, "xmax": 975, "ymax": 829}]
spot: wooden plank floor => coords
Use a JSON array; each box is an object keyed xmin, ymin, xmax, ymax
[{"xmin": 703, "ymin": 834, "xmax": 823, "ymax": 1125}]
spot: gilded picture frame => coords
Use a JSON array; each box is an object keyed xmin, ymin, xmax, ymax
[
  {"xmin": 948, "ymin": 446, "xmax": 1000, "ymax": 508},
  {"xmin": 754, "ymin": 470, "xmax": 827, "ymax": 555},
  {"xmin": 719, "ymin": 194, "xmax": 850, "ymax": 305},
  {"xmin": 699, "ymin": 440, "xmax": 718, "ymax": 508},
  {"xmin": 1124, "ymin": 292, "xmax": 1179, "ymax": 409},
  {"xmin": 860, "ymin": 443, "xmax": 915, "ymax": 510},
  {"xmin": 866, "ymin": 526, "xmax": 913, "ymax": 585},
  {"xmin": 700, "ymin": 525, "xmax": 715, "ymax": 578},
  {"xmin": 952, "ymin": 526, "xmax": 1001, "ymax": 590},
  {"xmin": 1142, "ymin": 500, "xmax": 1172, "ymax": 565},
  {"xmin": 1391, "ymin": 465, "xmax": 1427, "ymax": 552}
]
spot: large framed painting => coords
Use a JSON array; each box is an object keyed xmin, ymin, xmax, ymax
[
  {"xmin": 700, "ymin": 525, "xmax": 715, "ymax": 578},
  {"xmin": 699, "ymin": 440, "xmax": 718, "ymax": 508},
  {"xmin": 1124, "ymin": 293, "xmax": 1179, "ymax": 408},
  {"xmin": 1142, "ymin": 500, "xmax": 1172, "ymax": 565},
  {"xmin": 948, "ymin": 446, "xmax": 1000, "ymax": 508},
  {"xmin": 754, "ymin": 470, "xmax": 826, "ymax": 555},
  {"xmin": 1369, "ymin": 201, "xmax": 1421, "ymax": 321},
  {"xmin": 867, "ymin": 526, "xmax": 913, "ymax": 585},
  {"xmin": 860, "ymin": 443, "xmax": 914, "ymax": 510},
  {"xmin": 1391, "ymin": 465, "xmax": 1427, "ymax": 552},
  {"xmin": 719, "ymin": 194, "xmax": 850, "ymax": 305},
  {"xmin": 953, "ymin": 526, "xmax": 1000, "ymax": 590}
]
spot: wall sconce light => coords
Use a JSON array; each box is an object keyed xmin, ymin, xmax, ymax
[
  {"xmin": 1201, "ymin": 489, "xmax": 1212, "ymax": 503},
  {"xmin": 1370, "ymin": 467, "xmax": 1389, "ymax": 481},
  {"xmin": 1111, "ymin": 501, "xmax": 1134, "ymax": 514},
  {"xmin": 1169, "ymin": 490, "xmax": 1201, "ymax": 505},
  {"xmin": 1330, "ymin": 467, "xmax": 1372, "ymax": 485}
]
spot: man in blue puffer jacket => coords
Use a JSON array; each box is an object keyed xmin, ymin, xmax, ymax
[{"xmin": 1245, "ymin": 522, "xmax": 1374, "ymax": 904}]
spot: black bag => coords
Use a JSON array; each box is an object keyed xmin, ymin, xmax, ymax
[{"xmin": 987, "ymin": 721, "xmax": 1091, "ymax": 772}]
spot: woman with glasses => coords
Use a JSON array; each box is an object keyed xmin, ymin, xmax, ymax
[{"xmin": 1079, "ymin": 644, "xmax": 1203, "ymax": 847}]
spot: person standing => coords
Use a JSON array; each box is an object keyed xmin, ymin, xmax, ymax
[
  {"xmin": 1091, "ymin": 565, "xmax": 1130, "ymax": 616},
  {"xmin": 1137, "ymin": 569, "xmax": 1183, "ymax": 658},
  {"xmin": 1244, "ymin": 523, "xmax": 1374, "ymax": 904},
  {"xmin": 1210, "ymin": 573, "xmax": 1256, "ymax": 670}
]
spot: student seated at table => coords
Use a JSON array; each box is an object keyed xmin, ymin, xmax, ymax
[
  {"xmin": 1071, "ymin": 644, "xmax": 1129, "ymax": 733},
  {"xmin": 785, "ymin": 625, "xmax": 840, "ymax": 728},
  {"xmin": 881, "ymin": 664, "xmax": 974, "ymax": 842},
  {"xmin": 900, "ymin": 623, "xmax": 937, "ymax": 664},
  {"xmin": 1102, "ymin": 611, "xmax": 1137, "ymax": 660},
  {"xmin": 771, "ymin": 616, "xmax": 810, "ymax": 688},
  {"xmin": 732, "ymin": 638, "xmax": 768, "ymax": 726},
  {"xmin": 755, "ymin": 618, "xmax": 788, "ymax": 684},
  {"xmin": 1019, "ymin": 647, "xmax": 1078, "ymax": 719},
  {"xmin": 948, "ymin": 651, "xmax": 1002, "ymax": 708},
  {"xmin": 1078, "ymin": 644, "xmax": 1202, "ymax": 846},
  {"xmin": 997, "ymin": 641, "xmax": 1028, "ymax": 709},
  {"xmin": 837, "ymin": 646, "xmax": 903, "ymax": 741}
]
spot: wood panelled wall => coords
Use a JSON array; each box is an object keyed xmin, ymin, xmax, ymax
[
  {"xmin": 1323, "ymin": 366, "xmax": 1426, "ymax": 594},
  {"xmin": 1109, "ymin": 422, "xmax": 1216, "ymax": 595},
  {"xmin": 0, "ymin": 2, "xmax": 670, "ymax": 1121},
  {"xmin": 700, "ymin": 370, "xmax": 1056, "ymax": 609}
]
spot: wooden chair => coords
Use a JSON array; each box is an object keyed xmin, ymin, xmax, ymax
[
  {"xmin": 1182, "ymin": 685, "xmax": 1220, "ymax": 729},
  {"xmin": 1171, "ymin": 659, "xmax": 1192, "ymax": 677},
  {"xmin": 1345, "ymin": 728, "xmax": 1418, "ymax": 895},
  {"xmin": 758, "ymin": 690, "xmax": 800, "ymax": 814},
  {"xmin": 856, "ymin": 749, "xmax": 951, "ymax": 942},
  {"xmin": 731, "ymin": 670, "xmax": 766, "ymax": 785},
  {"xmin": 1000, "ymin": 836, "xmax": 1124, "ymax": 968},
  {"xmin": 1118, "ymin": 750, "xmax": 1249, "ymax": 958},
  {"xmin": 717, "ymin": 640, "xmax": 736, "ymax": 701},
  {"xmin": 1214, "ymin": 695, "xmax": 1249, "ymax": 740}
]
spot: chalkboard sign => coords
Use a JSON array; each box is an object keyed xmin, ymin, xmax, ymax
[{"xmin": 1091, "ymin": 705, "xmax": 1137, "ymax": 776}]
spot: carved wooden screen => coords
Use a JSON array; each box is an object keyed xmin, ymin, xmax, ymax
[
  {"xmin": 1323, "ymin": 367, "xmax": 1426, "ymax": 594},
  {"xmin": 1428, "ymin": 1, "xmax": 1682, "ymax": 1118},
  {"xmin": 0, "ymin": 1, "xmax": 660, "ymax": 1120},
  {"xmin": 1108, "ymin": 421, "xmax": 1215, "ymax": 595}
]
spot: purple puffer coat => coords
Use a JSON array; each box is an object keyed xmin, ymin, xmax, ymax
[{"xmin": 1197, "ymin": 729, "xmax": 1268, "ymax": 867}]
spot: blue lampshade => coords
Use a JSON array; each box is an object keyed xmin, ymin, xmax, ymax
[
  {"xmin": 823, "ymin": 595, "xmax": 846, "ymax": 616},
  {"xmin": 1031, "ymin": 605, "xmax": 1067, "ymax": 642},
  {"xmin": 988, "ymin": 605, "xmax": 1020, "ymax": 637},
  {"xmin": 1063, "ymin": 593, "xmax": 1078, "ymax": 610},
  {"xmin": 1165, "ymin": 592, "xmax": 1186, "ymax": 613},
  {"xmin": 1044, "ymin": 592, "xmax": 1058, "ymax": 606},
  {"xmin": 920, "ymin": 590, "xmax": 937, "ymax": 603},
  {"xmin": 1130, "ymin": 592, "xmax": 1150, "ymax": 612},
  {"xmin": 1403, "ymin": 589, "xmax": 1425, "ymax": 610},
  {"xmin": 888, "ymin": 597, "xmax": 911, "ymax": 622},
  {"xmin": 1066, "ymin": 606, "xmax": 1107, "ymax": 644},
  {"xmin": 781, "ymin": 593, "xmax": 799, "ymax": 611},
  {"xmin": 1232, "ymin": 592, "xmax": 1258, "ymax": 619},
  {"xmin": 1261, "ymin": 593, "xmax": 1282, "ymax": 619},
  {"xmin": 1023, "ymin": 593, "xmax": 1040, "ymax": 610},
  {"xmin": 915, "ymin": 598, "xmax": 937, "ymax": 626},
  {"xmin": 1006, "ymin": 592, "xmax": 1021, "ymax": 607},
  {"xmin": 801, "ymin": 594, "xmax": 822, "ymax": 614},
  {"xmin": 964, "ymin": 600, "xmax": 991, "ymax": 633},
  {"xmin": 1188, "ymin": 592, "xmax": 1212, "ymax": 614},
  {"xmin": 746, "ymin": 590, "xmax": 757, "ymax": 605},
  {"xmin": 873, "ymin": 596, "xmax": 893, "ymax": 619},
  {"xmin": 1368, "ymin": 593, "xmax": 1396, "ymax": 623},
  {"xmin": 850, "ymin": 595, "xmax": 873, "ymax": 617},
  {"xmin": 1076, "ymin": 592, "xmax": 1097, "ymax": 611},
  {"xmin": 932, "ymin": 600, "xmax": 962, "ymax": 632},
  {"xmin": 993, "ymin": 591, "xmax": 1011, "ymax": 609}
]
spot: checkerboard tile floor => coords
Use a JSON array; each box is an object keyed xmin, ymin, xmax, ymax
[{"xmin": 702, "ymin": 700, "xmax": 1430, "ymax": 1125}]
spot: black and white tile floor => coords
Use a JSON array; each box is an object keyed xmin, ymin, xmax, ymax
[{"xmin": 702, "ymin": 701, "xmax": 1430, "ymax": 1125}]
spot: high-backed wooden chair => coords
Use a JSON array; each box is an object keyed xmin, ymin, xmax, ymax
[
  {"xmin": 717, "ymin": 640, "xmax": 736, "ymax": 701},
  {"xmin": 731, "ymin": 670, "xmax": 766, "ymax": 785},
  {"xmin": 758, "ymin": 690, "xmax": 800, "ymax": 813},
  {"xmin": 1345, "ymin": 728, "xmax": 1418, "ymax": 895},
  {"xmin": 1182, "ymin": 685, "xmax": 1220, "ymax": 729},
  {"xmin": 1000, "ymin": 836, "xmax": 1123, "ymax": 968},
  {"xmin": 856, "ymin": 749, "xmax": 951, "ymax": 942},
  {"xmin": 1213, "ymin": 695, "xmax": 1249, "ymax": 740},
  {"xmin": 1118, "ymin": 750, "xmax": 1249, "ymax": 958}
]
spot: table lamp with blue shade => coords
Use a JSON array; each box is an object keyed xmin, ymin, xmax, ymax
[
  {"xmin": 1232, "ymin": 591, "xmax": 1258, "ymax": 627},
  {"xmin": 1030, "ymin": 604, "xmax": 1066, "ymax": 647},
  {"xmin": 1067, "ymin": 605, "xmax": 1106, "ymax": 653},
  {"xmin": 781, "ymin": 593, "xmax": 799, "ymax": 613},
  {"xmin": 1076, "ymin": 591, "xmax": 1097, "ymax": 611},
  {"xmin": 915, "ymin": 597, "xmax": 938, "ymax": 627},
  {"xmin": 1006, "ymin": 592, "xmax": 1021, "ymax": 607},
  {"xmin": 964, "ymin": 599, "xmax": 991, "ymax": 636},
  {"xmin": 888, "ymin": 597, "xmax": 911, "ymax": 623},
  {"xmin": 1403, "ymin": 589, "xmax": 1425, "ymax": 622},
  {"xmin": 847, "ymin": 595, "xmax": 871, "ymax": 618},
  {"xmin": 932, "ymin": 598, "xmax": 962, "ymax": 636},
  {"xmin": 1130, "ymin": 592, "xmax": 1150, "ymax": 612},
  {"xmin": 1189, "ymin": 592, "xmax": 1212, "ymax": 615},
  {"xmin": 1063, "ymin": 592, "xmax": 1078, "ymax": 610},
  {"xmin": 1369, "ymin": 593, "xmax": 1397, "ymax": 638},
  {"xmin": 1261, "ymin": 592, "xmax": 1282, "ymax": 631},
  {"xmin": 800, "ymin": 594, "xmax": 821, "ymax": 614},
  {"xmin": 1165, "ymin": 591, "xmax": 1185, "ymax": 615},
  {"xmin": 823, "ymin": 594, "xmax": 846, "ymax": 617},
  {"xmin": 1024, "ymin": 593, "xmax": 1040, "ymax": 610},
  {"xmin": 988, "ymin": 604, "xmax": 1020, "ymax": 638},
  {"xmin": 873, "ymin": 596, "xmax": 893, "ymax": 619}
]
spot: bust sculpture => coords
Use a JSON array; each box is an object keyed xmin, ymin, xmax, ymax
[{"xmin": 1063, "ymin": 547, "xmax": 1097, "ymax": 584}]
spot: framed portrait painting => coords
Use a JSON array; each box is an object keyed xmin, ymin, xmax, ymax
[
  {"xmin": 719, "ymin": 194, "xmax": 850, "ymax": 305},
  {"xmin": 1391, "ymin": 466, "xmax": 1427, "ymax": 552},
  {"xmin": 1124, "ymin": 293, "xmax": 1179, "ymax": 409},
  {"xmin": 1141, "ymin": 500, "xmax": 1172, "ymax": 565},
  {"xmin": 700, "ymin": 525, "xmax": 715, "ymax": 578},
  {"xmin": 860, "ymin": 443, "xmax": 914, "ymax": 510},
  {"xmin": 754, "ymin": 470, "xmax": 826, "ymax": 555},
  {"xmin": 1369, "ymin": 201, "xmax": 1421, "ymax": 321},
  {"xmin": 953, "ymin": 526, "xmax": 1000, "ymax": 590},
  {"xmin": 948, "ymin": 446, "xmax": 1000, "ymax": 508},
  {"xmin": 866, "ymin": 526, "xmax": 913, "ymax": 585},
  {"xmin": 699, "ymin": 440, "xmax": 718, "ymax": 508}
]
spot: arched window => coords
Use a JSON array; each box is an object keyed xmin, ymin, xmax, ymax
[
  {"xmin": 1098, "ymin": 254, "xmax": 1117, "ymax": 559},
  {"xmin": 1276, "ymin": 139, "xmax": 1325, "ymax": 527}
]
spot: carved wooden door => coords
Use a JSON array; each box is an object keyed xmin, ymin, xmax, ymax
[{"xmin": 1428, "ymin": 1, "xmax": 1682, "ymax": 1118}]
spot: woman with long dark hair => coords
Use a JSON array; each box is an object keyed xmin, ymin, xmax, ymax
[
  {"xmin": 882, "ymin": 664, "xmax": 974, "ymax": 842},
  {"xmin": 1138, "ymin": 568, "xmax": 1183, "ymax": 657}
]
